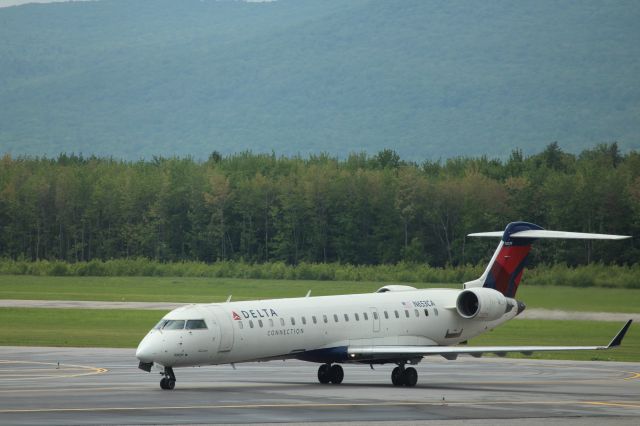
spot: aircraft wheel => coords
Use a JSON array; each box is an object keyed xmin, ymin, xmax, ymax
[
  {"xmin": 391, "ymin": 367, "xmax": 402, "ymax": 386},
  {"xmin": 403, "ymin": 367, "xmax": 418, "ymax": 387},
  {"xmin": 317, "ymin": 364, "xmax": 331, "ymax": 384},
  {"xmin": 329, "ymin": 364, "xmax": 344, "ymax": 384},
  {"xmin": 160, "ymin": 377, "xmax": 176, "ymax": 390}
]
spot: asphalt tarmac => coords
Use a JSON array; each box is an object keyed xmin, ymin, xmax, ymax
[{"xmin": 1, "ymin": 346, "xmax": 639, "ymax": 425}]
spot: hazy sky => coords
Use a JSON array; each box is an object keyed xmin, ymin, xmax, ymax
[
  {"xmin": 0, "ymin": 0, "xmax": 94, "ymax": 7},
  {"xmin": 0, "ymin": 0, "xmax": 274, "ymax": 6}
]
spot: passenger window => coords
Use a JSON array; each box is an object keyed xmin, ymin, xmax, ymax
[
  {"xmin": 334, "ymin": 314, "xmax": 339, "ymax": 322},
  {"xmin": 323, "ymin": 314, "xmax": 328, "ymax": 323},
  {"xmin": 405, "ymin": 310, "xmax": 410, "ymax": 318},
  {"xmin": 258, "ymin": 319, "xmax": 263, "ymax": 328},
  {"xmin": 186, "ymin": 319, "xmax": 207, "ymax": 330},
  {"xmin": 363, "ymin": 312, "xmax": 368, "ymax": 320},
  {"xmin": 384, "ymin": 311, "xmax": 389, "ymax": 319},
  {"xmin": 291, "ymin": 317, "xmax": 296, "ymax": 326},
  {"xmin": 434, "ymin": 308, "xmax": 439, "ymax": 316},
  {"xmin": 280, "ymin": 318, "xmax": 285, "ymax": 326},
  {"xmin": 239, "ymin": 321, "xmax": 244, "ymax": 329},
  {"xmin": 269, "ymin": 318, "xmax": 274, "ymax": 327},
  {"xmin": 249, "ymin": 320, "xmax": 254, "ymax": 328},
  {"xmin": 394, "ymin": 310, "xmax": 399, "ymax": 318},
  {"xmin": 344, "ymin": 314, "xmax": 349, "ymax": 322},
  {"xmin": 424, "ymin": 309, "xmax": 429, "ymax": 317},
  {"xmin": 312, "ymin": 316, "xmax": 317, "ymax": 324},
  {"xmin": 163, "ymin": 320, "xmax": 185, "ymax": 330},
  {"xmin": 414, "ymin": 309, "xmax": 419, "ymax": 318},
  {"xmin": 355, "ymin": 313, "xmax": 360, "ymax": 321},
  {"xmin": 302, "ymin": 317, "xmax": 307, "ymax": 325},
  {"xmin": 373, "ymin": 311, "xmax": 379, "ymax": 320}
]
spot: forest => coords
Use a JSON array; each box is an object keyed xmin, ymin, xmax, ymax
[{"xmin": 0, "ymin": 143, "xmax": 638, "ymax": 269}]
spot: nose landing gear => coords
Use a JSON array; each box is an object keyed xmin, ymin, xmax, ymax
[
  {"xmin": 317, "ymin": 363, "xmax": 344, "ymax": 384},
  {"xmin": 160, "ymin": 367, "xmax": 176, "ymax": 390},
  {"xmin": 391, "ymin": 363, "xmax": 418, "ymax": 387}
]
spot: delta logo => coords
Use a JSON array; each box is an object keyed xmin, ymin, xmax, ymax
[{"xmin": 231, "ymin": 308, "xmax": 279, "ymax": 320}]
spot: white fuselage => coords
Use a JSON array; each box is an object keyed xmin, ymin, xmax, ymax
[{"xmin": 136, "ymin": 288, "xmax": 518, "ymax": 368}]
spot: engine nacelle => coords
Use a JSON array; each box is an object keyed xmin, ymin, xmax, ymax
[{"xmin": 456, "ymin": 287, "xmax": 509, "ymax": 321}]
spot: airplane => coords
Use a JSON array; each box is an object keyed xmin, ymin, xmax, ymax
[{"xmin": 136, "ymin": 221, "xmax": 633, "ymax": 390}]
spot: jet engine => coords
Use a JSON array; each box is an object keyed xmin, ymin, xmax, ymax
[{"xmin": 456, "ymin": 287, "xmax": 510, "ymax": 321}]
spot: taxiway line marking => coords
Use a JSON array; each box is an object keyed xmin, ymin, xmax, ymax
[
  {"xmin": 0, "ymin": 360, "xmax": 107, "ymax": 380},
  {"xmin": 583, "ymin": 401, "xmax": 640, "ymax": 409},
  {"xmin": 623, "ymin": 372, "xmax": 640, "ymax": 380},
  {"xmin": 1, "ymin": 399, "xmax": 633, "ymax": 414},
  {"xmin": 0, "ymin": 375, "xmax": 634, "ymax": 393}
]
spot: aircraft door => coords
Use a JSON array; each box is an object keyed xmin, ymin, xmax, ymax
[
  {"xmin": 209, "ymin": 306, "xmax": 234, "ymax": 352},
  {"xmin": 370, "ymin": 307, "xmax": 380, "ymax": 333}
]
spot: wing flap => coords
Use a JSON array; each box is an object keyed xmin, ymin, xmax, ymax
[{"xmin": 348, "ymin": 344, "xmax": 608, "ymax": 360}]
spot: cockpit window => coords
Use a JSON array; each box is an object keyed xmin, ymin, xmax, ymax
[
  {"xmin": 162, "ymin": 320, "xmax": 186, "ymax": 330},
  {"xmin": 154, "ymin": 319, "xmax": 169, "ymax": 330},
  {"xmin": 186, "ymin": 319, "xmax": 207, "ymax": 330}
]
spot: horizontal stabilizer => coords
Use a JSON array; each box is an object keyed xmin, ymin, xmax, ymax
[
  {"xmin": 467, "ymin": 231, "xmax": 504, "ymax": 237},
  {"xmin": 469, "ymin": 230, "xmax": 631, "ymax": 240}
]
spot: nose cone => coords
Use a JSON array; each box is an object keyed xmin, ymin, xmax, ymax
[{"xmin": 136, "ymin": 335, "xmax": 157, "ymax": 363}]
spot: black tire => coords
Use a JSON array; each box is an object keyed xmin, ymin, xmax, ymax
[
  {"xmin": 317, "ymin": 364, "xmax": 331, "ymax": 384},
  {"xmin": 403, "ymin": 367, "xmax": 418, "ymax": 387},
  {"xmin": 391, "ymin": 367, "xmax": 402, "ymax": 386},
  {"xmin": 329, "ymin": 364, "xmax": 344, "ymax": 384},
  {"xmin": 160, "ymin": 378, "xmax": 168, "ymax": 390},
  {"xmin": 167, "ymin": 379, "xmax": 176, "ymax": 390}
]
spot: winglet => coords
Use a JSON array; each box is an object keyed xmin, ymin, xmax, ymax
[{"xmin": 607, "ymin": 320, "xmax": 632, "ymax": 348}]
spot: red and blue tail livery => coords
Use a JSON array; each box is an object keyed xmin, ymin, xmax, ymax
[
  {"xmin": 467, "ymin": 222, "xmax": 630, "ymax": 298},
  {"xmin": 481, "ymin": 222, "xmax": 542, "ymax": 298}
]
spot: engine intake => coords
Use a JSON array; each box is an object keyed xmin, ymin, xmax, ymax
[{"xmin": 456, "ymin": 288, "xmax": 509, "ymax": 321}]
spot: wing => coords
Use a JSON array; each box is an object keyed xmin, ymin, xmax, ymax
[{"xmin": 347, "ymin": 320, "xmax": 632, "ymax": 361}]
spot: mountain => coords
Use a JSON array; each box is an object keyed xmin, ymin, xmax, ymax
[{"xmin": 0, "ymin": 0, "xmax": 638, "ymax": 160}]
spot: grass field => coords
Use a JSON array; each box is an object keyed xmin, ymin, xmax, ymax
[
  {"xmin": 1, "ymin": 275, "xmax": 639, "ymax": 313},
  {"xmin": 0, "ymin": 308, "xmax": 160, "ymax": 348},
  {"xmin": 1, "ymin": 308, "xmax": 637, "ymax": 362}
]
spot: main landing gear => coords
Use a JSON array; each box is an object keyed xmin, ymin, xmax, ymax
[
  {"xmin": 391, "ymin": 363, "xmax": 418, "ymax": 387},
  {"xmin": 317, "ymin": 363, "xmax": 344, "ymax": 384},
  {"xmin": 316, "ymin": 363, "xmax": 418, "ymax": 386},
  {"xmin": 160, "ymin": 366, "xmax": 176, "ymax": 390}
]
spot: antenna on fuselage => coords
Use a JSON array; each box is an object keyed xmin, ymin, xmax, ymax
[
  {"xmin": 226, "ymin": 295, "xmax": 232, "ymax": 303},
  {"xmin": 305, "ymin": 290, "xmax": 311, "ymax": 297}
]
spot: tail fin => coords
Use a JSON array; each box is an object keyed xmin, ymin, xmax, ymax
[{"xmin": 465, "ymin": 222, "xmax": 631, "ymax": 298}]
